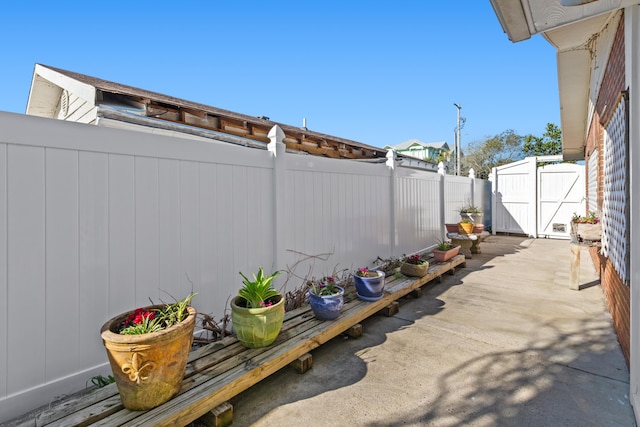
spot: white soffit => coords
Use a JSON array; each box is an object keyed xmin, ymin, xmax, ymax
[
  {"xmin": 548, "ymin": 11, "xmax": 618, "ymax": 160},
  {"xmin": 527, "ymin": 0, "xmax": 634, "ymax": 33},
  {"xmin": 544, "ymin": 12, "xmax": 611, "ymax": 49},
  {"xmin": 557, "ymin": 49, "xmax": 592, "ymax": 160},
  {"xmin": 491, "ymin": 0, "xmax": 636, "ymax": 41}
]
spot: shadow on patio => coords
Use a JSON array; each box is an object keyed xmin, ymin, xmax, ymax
[{"xmin": 228, "ymin": 236, "xmax": 635, "ymax": 427}]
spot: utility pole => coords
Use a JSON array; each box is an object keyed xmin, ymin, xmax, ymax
[{"xmin": 453, "ymin": 103, "xmax": 461, "ymax": 176}]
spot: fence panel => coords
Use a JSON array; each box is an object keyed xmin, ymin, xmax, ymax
[
  {"xmin": 443, "ymin": 175, "xmax": 474, "ymax": 224},
  {"xmin": 396, "ymin": 167, "xmax": 442, "ymax": 255},
  {"xmin": 475, "ymin": 179, "xmax": 492, "ymax": 227},
  {"xmin": 282, "ymin": 155, "xmax": 392, "ymax": 286},
  {"xmin": 0, "ymin": 112, "xmax": 492, "ymax": 422}
]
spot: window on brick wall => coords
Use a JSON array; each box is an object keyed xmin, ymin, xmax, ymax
[{"xmin": 602, "ymin": 97, "xmax": 628, "ymax": 285}]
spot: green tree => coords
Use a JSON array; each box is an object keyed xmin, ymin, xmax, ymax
[
  {"xmin": 523, "ymin": 123, "xmax": 562, "ymax": 157},
  {"xmin": 462, "ymin": 130, "xmax": 524, "ymax": 179},
  {"xmin": 434, "ymin": 148, "xmax": 451, "ymax": 165}
]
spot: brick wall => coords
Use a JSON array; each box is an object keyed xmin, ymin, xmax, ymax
[
  {"xmin": 586, "ymin": 14, "xmax": 630, "ymax": 367},
  {"xmin": 590, "ymin": 246, "xmax": 630, "ymax": 365},
  {"xmin": 596, "ymin": 16, "xmax": 626, "ymax": 125}
]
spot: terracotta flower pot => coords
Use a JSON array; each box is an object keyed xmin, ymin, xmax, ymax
[
  {"xmin": 433, "ymin": 245, "xmax": 461, "ymax": 262},
  {"xmin": 445, "ymin": 223, "xmax": 459, "ymax": 233},
  {"xmin": 100, "ymin": 305, "xmax": 196, "ymax": 411},
  {"xmin": 231, "ymin": 294, "xmax": 285, "ymax": 348},
  {"xmin": 472, "ymin": 224, "xmax": 485, "ymax": 234},
  {"xmin": 400, "ymin": 261, "xmax": 430, "ymax": 277}
]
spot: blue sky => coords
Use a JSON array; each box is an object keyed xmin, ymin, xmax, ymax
[{"xmin": 0, "ymin": 1, "xmax": 559, "ymax": 150}]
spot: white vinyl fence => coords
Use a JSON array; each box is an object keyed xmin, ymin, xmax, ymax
[{"xmin": 0, "ymin": 112, "xmax": 490, "ymax": 422}]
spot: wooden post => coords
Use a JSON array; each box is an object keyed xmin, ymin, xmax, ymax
[
  {"xmin": 197, "ymin": 402, "xmax": 234, "ymax": 427},
  {"xmin": 379, "ymin": 301, "xmax": 399, "ymax": 317},
  {"xmin": 345, "ymin": 323, "xmax": 363, "ymax": 338},
  {"xmin": 290, "ymin": 353, "xmax": 313, "ymax": 374},
  {"xmin": 570, "ymin": 243, "xmax": 580, "ymax": 290},
  {"xmin": 409, "ymin": 288, "xmax": 423, "ymax": 298}
]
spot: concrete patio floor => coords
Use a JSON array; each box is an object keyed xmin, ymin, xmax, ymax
[{"xmin": 228, "ymin": 235, "xmax": 636, "ymax": 426}]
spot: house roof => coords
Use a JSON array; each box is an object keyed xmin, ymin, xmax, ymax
[
  {"xmin": 489, "ymin": 0, "xmax": 634, "ymax": 160},
  {"xmin": 386, "ymin": 139, "xmax": 450, "ymax": 151},
  {"xmin": 26, "ymin": 64, "xmax": 387, "ymax": 160}
]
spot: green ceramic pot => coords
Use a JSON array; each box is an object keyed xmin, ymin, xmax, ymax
[{"xmin": 231, "ymin": 294, "xmax": 285, "ymax": 348}]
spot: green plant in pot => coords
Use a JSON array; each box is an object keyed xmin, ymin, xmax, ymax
[
  {"xmin": 571, "ymin": 211, "xmax": 602, "ymax": 242},
  {"xmin": 459, "ymin": 203, "xmax": 483, "ymax": 224},
  {"xmin": 458, "ymin": 218, "xmax": 474, "ymax": 234},
  {"xmin": 100, "ymin": 293, "xmax": 197, "ymax": 411},
  {"xmin": 433, "ymin": 239, "xmax": 460, "ymax": 262},
  {"xmin": 308, "ymin": 275, "xmax": 344, "ymax": 321},
  {"xmin": 231, "ymin": 267, "xmax": 285, "ymax": 348},
  {"xmin": 353, "ymin": 267, "xmax": 386, "ymax": 301}
]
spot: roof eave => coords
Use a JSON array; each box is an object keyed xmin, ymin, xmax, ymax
[
  {"xmin": 489, "ymin": 0, "xmax": 533, "ymax": 42},
  {"xmin": 26, "ymin": 64, "xmax": 97, "ymax": 117},
  {"xmin": 489, "ymin": 1, "xmax": 632, "ymax": 161}
]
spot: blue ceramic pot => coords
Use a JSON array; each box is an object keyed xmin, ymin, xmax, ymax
[
  {"xmin": 309, "ymin": 286, "xmax": 345, "ymax": 321},
  {"xmin": 353, "ymin": 270, "xmax": 385, "ymax": 301}
]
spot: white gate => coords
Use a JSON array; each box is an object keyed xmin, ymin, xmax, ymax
[
  {"xmin": 492, "ymin": 158, "xmax": 537, "ymax": 236},
  {"xmin": 537, "ymin": 163, "xmax": 585, "ymax": 238},
  {"xmin": 492, "ymin": 156, "xmax": 585, "ymax": 238}
]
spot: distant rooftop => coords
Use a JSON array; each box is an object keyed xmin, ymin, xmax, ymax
[{"xmin": 386, "ymin": 139, "xmax": 450, "ymax": 151}]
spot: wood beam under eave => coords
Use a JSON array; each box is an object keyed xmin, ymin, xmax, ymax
[{"xmin": 180, "ymin": 107, "xmax": 207, "ymax": 119}]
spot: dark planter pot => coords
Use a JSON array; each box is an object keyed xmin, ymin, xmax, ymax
[
  {"xmin": 445, "ymin": 223, "xmax": 459, "ymax": 233},
  {"xmin": 353, "ymin": 270, "xmax": 385, "ymax": 301},
  {"xmin": 309, "ymin": 286, "xmax": 345, "ymax": 320}
]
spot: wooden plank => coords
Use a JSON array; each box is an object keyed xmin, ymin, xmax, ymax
[
  {"xmin": 35, "ymin": 385, "xmax": 119, "ymax": 426},
  {"xmin": 43, "ymin": 395, "xmax": 123, "ymax": 427}
]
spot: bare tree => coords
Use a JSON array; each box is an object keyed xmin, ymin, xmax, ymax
[{"xmin": 462, "ymin": 130, "xmax": 524, "ymax": 178}]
